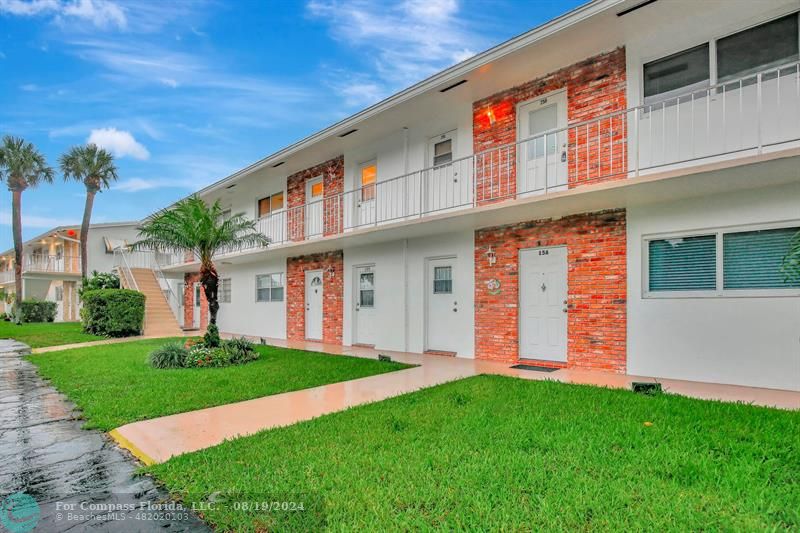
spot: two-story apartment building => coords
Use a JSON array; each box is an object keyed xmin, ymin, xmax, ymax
[
  {"xmin": 139, "ymin": 0, "xmax": 800, "ymax": 391},
  {"xmin": 1, "ymin": 221, "xmax": 140, "ymax": 321}
]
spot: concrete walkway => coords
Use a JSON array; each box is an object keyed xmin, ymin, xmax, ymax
[
  {"xmin": 0, "ymin": 339, "xmax": 210, "ymax": 532},
  {"xmin": 112, "ymin": 337, "xmax": 800, "ymax": 465},
  {"xmin": 32, "ymin": 332, "xmax": 196, "ymax": 354}
]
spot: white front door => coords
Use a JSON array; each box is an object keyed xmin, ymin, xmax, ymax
[
  {"xmin": 425, "ymin": 130, "xmax": 471, "ymax": 213},
  {"xmin": 518, "ymin": 91, "xmax": 568, "ymax": 195},
  {"xmin": 425, "ymin": 257, "xmax": 459, "ymax": 353},
  {"xmin": 177, "ymin": 282, "xmax": 185, "ymax": 328},
  {"xmin": 519, "ymin": 246, "xmax": 568, "ymax": 362},
  {"xmin": 193, "ymin": 282, "xmax": 202, "ymax": 329},
  {"xmin": 353, "ymin": 265, "xmax": 377, "ymax": 346},
  {"xmin": 305, "ymin": 269, "xmax": 323, "ymax": 340},
  {"xmin": 305, "ymin": 176, "xmax": 324, "ymax": 238}
]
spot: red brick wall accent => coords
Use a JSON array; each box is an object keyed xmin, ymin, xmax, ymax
[
  {"xmin": 474, "ymin": 209, "xmax": 627, "ymax": 372},
  {"xmin": 286, "ymin": 156, "xmax": 344, "ymax": 240},
  {"xmin": 286, "ymin": 250, "xmax": 344, "ymax": 343},
  {"xmin": 183, "ymin": 272, "xmax": 208, "ymax": 330},
  {"xmin": 473, "ymin": 48, "xmax": 627, "ymax": 203}
]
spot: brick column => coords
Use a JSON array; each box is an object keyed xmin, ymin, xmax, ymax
[
  {"xmin": 286, "ymin": 250, "xmax": 344, "ymax": 343},
  {"xmin": 183, "ymin": 272, "xmax": 208, "ymax": 330}
]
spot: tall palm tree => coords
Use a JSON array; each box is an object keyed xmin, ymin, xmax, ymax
[
  {"xmin": 60, "ymin": 144, "xmax": 119, "ymax": 279},
  {"xmin": 134, "ymin": 196, "xmax": 269, "ymax": 325},
  {"xmin": 0, "ymin": 136, "xmax": 54, "ymax": 319}
]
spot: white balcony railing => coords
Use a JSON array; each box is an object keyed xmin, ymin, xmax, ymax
[{"xmin": 166, "ymin": 60, "xmax": 800, "ymax": 263}]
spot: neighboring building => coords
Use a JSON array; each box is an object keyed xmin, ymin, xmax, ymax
[
  {"xmin": 0, "ymin": 222, "xmax": 140, "ymax": 321},
  {"xmin": 126, "ymin": 0, "xmax": 800, "ymax": 390}
]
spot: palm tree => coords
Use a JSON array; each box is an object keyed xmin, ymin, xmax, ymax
[
  {"xmin": 0, "ymin": 136, "xmax": 54, "ymax": 320},
  {"xmin": 134, "ymin": 196, "xmax": 269, "ymax": 326},
  {"xmin": 60, "ymin": 144, "xmax": 119, "ymax": 280}
]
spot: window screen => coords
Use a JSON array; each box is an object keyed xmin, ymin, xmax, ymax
[
  {"xmin": 648, "ymin": 235, "xmax": 716, "ymax": 292},
  {"xmin": 644, "ymin": 44, "xmax": 710, "ymax": 101},
  {"xmin": 220, "ymin": 278, "xmax": 231, "ymax": 303},
  {"xmin": 717, "ymin": 14, "xmax": 799, "ymax": 82},
  {"xmin": 433, "ymin": 266, "xmax": 453, "ymax": 294},
  {"xmin": 723, "ymin": 227, "xmax": 800, "ymax": 289},
  {"xmin": 359, "ymin": 272, "xmax": 374, "ymax": 307}
]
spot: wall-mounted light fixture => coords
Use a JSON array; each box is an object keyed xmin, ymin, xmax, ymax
[
  {"xmin": 486, "ymin": 246, "xmax": 496, "ymax": 266},
  {"xmin": 326, "ymin": 266, "xmax": 336, "ymax": 279},
  {"xmin": 486, "ymin": 108, "xmax": 496, "ymax": 126}
]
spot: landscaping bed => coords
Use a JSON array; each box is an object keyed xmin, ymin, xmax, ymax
[
  {"xmin": 29, "ymin": 338, "xmax": 411, "ymax": 430},
  {"xmin": 0, "ymin": 321, "xmax": 103, "ymax": 348},
  {"xmin": 148, "ymin": 375, "xmax": 800, "ymax": 531}
]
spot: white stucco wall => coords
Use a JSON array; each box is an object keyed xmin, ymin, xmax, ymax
[
  {"xmin": 215, "ymin": 258, "xmax": 287, "ymax": 340},
  {"xmin": 343, "ymin": 229, "xmax": 475, "ymax": 357},
  {"xmin": 85, "ymin": 223, "xmax": 143, "ymax": 274},
  {"xmin": 627, "ymin": 182, "xmax": 800, "ymax": 391}
]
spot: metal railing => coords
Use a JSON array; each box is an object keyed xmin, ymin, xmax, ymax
[
  {"xmin": 167, "ymin": 60, "xmax": 800, "ymax": 262},
  {"xmin": 114, "ymin": 249, "xmax": 183, "ymax": 325},
  {"xmin": 113, "ymin": 249, "xmax": 139, "ymax": 291}
]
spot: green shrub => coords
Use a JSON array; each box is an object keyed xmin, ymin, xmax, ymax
[
  {"xmin": 203, "ymin": 323, "xmax": 221, "ymax": 347},
  {"xmin": 148, "ymin": 342, "xmax": 189, "ymax": 369},
  {"xmin": 79, "ymin": 271, "xmax": 120, "ymax": 297},
  {"xmin": 223, "ymin": 337, "xmax": 259, "ymax": 365},
  {"xmin": 81, "ymin": 289, "xmax": 145, "ymax": 337},
  {"xmin": 19, "ymin": 299, "xmax": 57, "ymax": 323}
]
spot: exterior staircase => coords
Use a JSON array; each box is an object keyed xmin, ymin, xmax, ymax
[{"xmin": 126, "ymin": 268, "xmax": 183, "ymax": 337}]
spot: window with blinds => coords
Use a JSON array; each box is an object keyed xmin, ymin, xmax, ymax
[
  {"xmin": 648, "ymin": 235, "xmax": 716, "ymax": 292},
  {"xmin": 723, "ymin": 227, "xmax": 800, "ymax": 289},
  {"xmin": 220, "ymin": 278, "xmax": 231, "ymax": 303}
]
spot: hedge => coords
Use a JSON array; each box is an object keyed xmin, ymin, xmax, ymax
[
  {"xmin": 19, "ymin": 299, "xmax": 57, "ymax": 323},
  {"xmin": 81, "ymin": 289, "xmax": 145, "ymax": 337}
]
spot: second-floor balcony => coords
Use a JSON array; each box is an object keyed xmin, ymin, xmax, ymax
[
  {"xmin": 170, "ymin": 61, "xmax": 800, "ymax": 266},
  {"xmin": 0, "ymin": 254, "xmax": 82, "ymax": 283}
]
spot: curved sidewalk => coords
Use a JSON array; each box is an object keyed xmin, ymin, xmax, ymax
[{"xmin": 111, "ymin": 338, "xmax": 800, "ymax": 465}]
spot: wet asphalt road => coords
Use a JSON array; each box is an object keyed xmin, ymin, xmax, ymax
[{"xmin": 0, "ymin": 340, "xmax": 210, "ymax": 532}]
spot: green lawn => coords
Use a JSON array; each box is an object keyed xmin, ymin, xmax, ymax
[
  {"xmin": 29, "ymin": 338, "xmax": 410, "ymax": 430},
  {"xmin": 149, "ymin": 375, "xmax": 800, "ymax": 532},
  {"xmin": 0, "ymin": 321, "xmax": 103, "ymax": 348}
]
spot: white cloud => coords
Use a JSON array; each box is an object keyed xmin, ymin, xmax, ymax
[
  {"xmin": 19, "ymin": 83, "xmax": 39, "ymax": 91},
  {"xmin": 159, "ymin": 77, "xmax": 179, "ymax": 88},
  {"xmin": 307, "ymin": 0, "xmax": 483, "ymax": 99},
  {"xmin": 60, "ymin": 0, "xmax": 126, "ymax": 29},
  {"xmin": 0, "ymin": 0, "xmax": 126, "ymax": 29},
  {"xmin": 87, "ymin": 127, "xmax": 150, "ymax": 160}
]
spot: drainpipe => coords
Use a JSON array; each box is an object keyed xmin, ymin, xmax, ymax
[{"xmin": 403, "ymin": 237, "xmax": 409, "ymax": 353}]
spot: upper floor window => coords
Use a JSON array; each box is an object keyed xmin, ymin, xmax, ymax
[
  {"xmin": 360, "ymin": 161, "xmax": 376, "ymax": 202},
  {"xmin": 258, "ymin": 192, "xmax": 284, "ymax": 218},
  {"xmin": 643, "ymin": 12, "xmax": 799, "ymax": 104},
  {"xmin": 717, "ymin": 14, "xmax": 798, "ymax": 82}
]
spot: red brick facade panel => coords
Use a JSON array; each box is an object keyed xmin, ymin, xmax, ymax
[
  {"xmin": 473, "ymin": 47, "xmax": 627, "ymax": 203},
  {"xmin": 286, "ymin": 156, "xmax": 344, "ymax": 240},
  {"xmin": 474, "ymin": 209, "xmax": 626, "ymax": 373},
  {"xmin": 183, "ymin": 272, "xmax": 208, "ymax": 330},
  {"xmin": 286, "ymin": 250, "xmax": 344, "ymax": 344}
]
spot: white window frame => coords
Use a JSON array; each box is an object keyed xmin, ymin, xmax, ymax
[
  {"xmin": 640, "ymin": 10, "xmax": 800, "ymax": 105},
  {"xmin": 255, "ymin": 272, "xmax": 284, "ymax": 302},
  {"xmin": 220, "ymin": 278, "xmax": 231, "ymax": 303},
  {"xmin": 256, "ymin": 191, "xmax": 286, "ymax": 219},
  {"xmin": 643, "ymin": 220, "xmax": 800, "ymax": 299}
]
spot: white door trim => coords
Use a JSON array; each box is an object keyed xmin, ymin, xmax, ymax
[
  {"xmin": 305, "ymin": 175, "xmax": 324, "ymax": 239},
  {"xmin": 516, "ymin": 88, "xmax": 568, "ymax": 194},
  {"xmin": 518, "ymin": 245, "xmax": 568, "ymax": 362},
  {"xmin": 423, "ymin": 255, "xmax": 458, "ymax": 353},
  {"xmin": 352, "ymin": 263, "xmax": 376, "ymax": 346},
  {"xmin": 305, "ymin": 269, "xmax": 324, "ymax": 340}
]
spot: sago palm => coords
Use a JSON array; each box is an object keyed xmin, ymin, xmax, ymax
[
  {"xmin": 134, "ymin": 196, "xmax": 269, "ymax": 325},
  {"xmin": 60, "ymin": 144, "xmax": 119, "ymax": 279},
  {"xmin": 0, "ymin": 136, "xmax": 54, "ymax": 319}
]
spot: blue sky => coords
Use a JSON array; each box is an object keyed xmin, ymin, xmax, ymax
[{"xmin": 0, "ymin": 0, "xmax": 583, "ymax": 250}]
